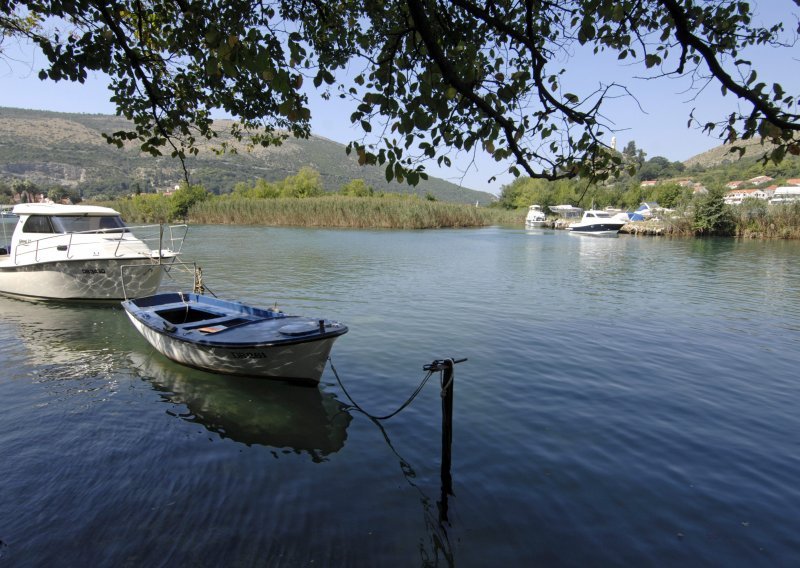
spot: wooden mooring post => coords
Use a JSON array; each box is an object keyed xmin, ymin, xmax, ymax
[{"xmin": 425, "ymin": 357, "xmax": 466, "ymax": 524}]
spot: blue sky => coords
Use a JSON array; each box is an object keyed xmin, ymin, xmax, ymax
[{"xmin": 1, "ymin": 2, "xmax": 797, "ymax": 195}]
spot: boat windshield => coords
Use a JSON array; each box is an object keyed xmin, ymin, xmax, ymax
[{"xmin": 51, "ymin": 215, "xmax": 130, "ymax": 234}]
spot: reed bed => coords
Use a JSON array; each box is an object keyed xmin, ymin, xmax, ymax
[
  {"xmin": 187, "ymin": 195, "xmax": 522, "ymax": 229},
  {"xmin": 622, "ymin": 203, "xmax": 800, "ymax": 238},
  {"xmin": 106, "ymin": 193, "xmax": 800, "ymax": 237},
  {"xmin": 730, "ymin": 201, "xmax": 800, "ymax": 239}
]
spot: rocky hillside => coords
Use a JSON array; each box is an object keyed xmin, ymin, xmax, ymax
[
  {"xmin": 682, "ymin": 137, "xmax": 776, "ymax": 169},
  {"xmin": 0, "ymin": 107, "xmax": 495, "ymax": 205}
]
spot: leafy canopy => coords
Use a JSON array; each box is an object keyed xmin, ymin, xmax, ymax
[{"xmin": 2, "ymin": 0, "xmax": 798, "ymax": 184}]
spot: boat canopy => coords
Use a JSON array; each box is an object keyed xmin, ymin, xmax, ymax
[
  {"xmin": 20, "ymin": 214, "xmax": 129, "ymax": 234},
  {"xmin": 12, "ymin": 203, "xmax": 122, "ymax": 217}
]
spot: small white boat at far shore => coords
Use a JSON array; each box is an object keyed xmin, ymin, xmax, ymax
[{"xmin": 525, "ymin": 205, "xmax": 548, "ymax": 228}]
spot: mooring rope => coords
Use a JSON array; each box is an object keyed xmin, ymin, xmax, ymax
[
  {"xmin": 159, "ymin": 261, "xmax": 219, "ymax": 297},
  {"xmin": 329, "ymin": 357, "xmax": 442, "ymax": 421}
]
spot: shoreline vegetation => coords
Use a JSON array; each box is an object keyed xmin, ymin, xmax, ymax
[
  {"xmin": 107, "ymin": 191, "xmax": 800, "ymax": 238},
  {"xmin": 110, "ymin": 193, "xmax": 523, "ymax": 230},
  {"xmin": 104, "ymin": 172, "xmax": 800, "ymax": 237}
]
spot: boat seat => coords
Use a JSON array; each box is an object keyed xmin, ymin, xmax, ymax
[{"xmin": 183, "ymin": 317, "xmax": 253, "ymax": 333}]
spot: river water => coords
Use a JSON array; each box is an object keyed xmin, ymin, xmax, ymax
[{"xmin": 1, "ymin": 225, "xmax": 799, "ymax": 566}]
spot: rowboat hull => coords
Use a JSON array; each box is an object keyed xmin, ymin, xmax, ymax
[
  {"xmin": 127, "ymin": 314, "xmax": 339, "ymax": 383},
  {"xmin": 122, "ymin": 292, "xmax": 348, "ymax": 384}
]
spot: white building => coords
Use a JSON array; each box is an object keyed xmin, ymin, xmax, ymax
[
  {"xmin": 724, "ymin": 188, "xmax": 770, "ymax": 205},
  {"xmin": 770, "ymin": 186, "xmax": 800, "ymax": 204}
]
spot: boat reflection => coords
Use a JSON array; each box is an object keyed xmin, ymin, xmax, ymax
[
  {"xmin": 0, "ymin": 296, "xmax": 353, "ymax": 460},
  {"xmin": 0, "ymin": 296, "xmax": 127, "ymax": 372},
  {"xmin": 128, "ymin": 352, "xmax": 353, "ymax": 461}
]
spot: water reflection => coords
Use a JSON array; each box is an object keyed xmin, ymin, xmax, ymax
[
  {"xmin": 128, "ymin": 352, "xmax": 352, "ymax": 461},
  {"xmin": 0, "ymin": 296, "xmax": 353, "ymax": 461},
  {"xmin": 0, "ymin": 296, "xmax": 125, "ymax": 383}
]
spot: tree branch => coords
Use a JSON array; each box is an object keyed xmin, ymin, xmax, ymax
[
  {"xmin": 405, "ymin": 0, "xmax": 542, "ymax": 177},
  {"xmin": 660, "ymin": 0, "xmax": 799, "ymax": 133}
]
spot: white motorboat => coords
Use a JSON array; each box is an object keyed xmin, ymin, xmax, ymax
[
  {"xmin": 524, "ymin": 205, "xmax": 548, "ymax": 228},
  {"xmin": 568, "ymin": 209, "xmax": 627, "ymax": 236},
  {"xmin": 122, "ymin": 292, "xmax": 348, "ymax": 384},
  {"xmin": 0, "ymin": 203, "xmax": 186, "ymax": 301}
]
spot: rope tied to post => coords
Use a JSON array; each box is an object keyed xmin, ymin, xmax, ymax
[
  {"xmin": 424, "ymin": 358, "xmax": 467, "ymax": 396},
  {"xmin": 329, "ymin": 357, "xmax": 467, "ymax": 421}
]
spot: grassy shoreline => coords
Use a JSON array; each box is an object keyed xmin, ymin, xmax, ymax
[
  {"xmin": 107, "ymin": 193, "xmax": 799, "ymax": 238},
  {"xmin": 111, "ymin": 194, "xmax": 524, "ymax": 229}
]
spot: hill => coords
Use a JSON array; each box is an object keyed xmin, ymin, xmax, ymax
[
  {"xmin": 682, "ymin": 137, "xmax": 777, "ymax": 169},
  {"xmin": 0, "ymin": 107, "xmax": 495, "ymax": 205}
]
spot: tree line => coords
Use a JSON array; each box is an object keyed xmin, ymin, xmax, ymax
[{"xmin": 495, "ymin": 140, "xmax": 800, "ymax": 211}]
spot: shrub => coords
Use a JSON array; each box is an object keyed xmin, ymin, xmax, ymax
[{"xmin": 693, "ymin": 188, "xmax": 734, "ymax": 236}]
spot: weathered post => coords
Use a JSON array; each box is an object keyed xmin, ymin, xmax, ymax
[
  {"xmin": 424, "ymin": 357, "xmax": 466, "ymax": 524},
  {"xmin": 439, "ymin": 359, "xmax": 454, "ymax": 523}
]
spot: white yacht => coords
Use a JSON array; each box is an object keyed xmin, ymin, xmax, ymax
[
  {"xmin": 568, "ymin": 209, "xmax": 627, "ymax": 236},
  {"xmin": 524, "ymin": 205, "xmax": 548, "ymax": 228},
  {"xmin": 0, "ymin": 203, "xmax": 186, "ymax": 301}
]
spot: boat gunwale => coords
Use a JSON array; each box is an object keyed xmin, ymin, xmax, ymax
[{"xmin": 122, "ymin": 295, "xmax": 348, "ymax": 349}]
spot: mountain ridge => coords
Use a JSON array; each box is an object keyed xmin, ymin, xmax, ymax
[{"xmin": 0, "ymin": 107, "xmax": 495, "ymax": 204}]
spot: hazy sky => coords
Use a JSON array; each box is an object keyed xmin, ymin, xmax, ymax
[{"xmin": 1, "ymin": 2, "xmax": 797, "ymax": 195}]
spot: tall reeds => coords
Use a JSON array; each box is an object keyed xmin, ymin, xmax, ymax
[
  {"xmin": 627, "ymin": 201, "xmax": 800, "ymax": 238},
  {"xmin": 730, "ymin": 201, "xmax": 800, "ymax": 239},
  {"xmin": 186, "ymin": 195, "xmax": 521, "ymax": 229}
]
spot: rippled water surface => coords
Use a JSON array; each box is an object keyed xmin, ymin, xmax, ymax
[{"xmin": 1, "ymin": 226, "xmax": 799, "ymax": 566}]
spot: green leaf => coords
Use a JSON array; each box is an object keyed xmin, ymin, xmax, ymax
[{"xmin": 644, "ymin": 54, "xmax": 660, "ymax": 68}]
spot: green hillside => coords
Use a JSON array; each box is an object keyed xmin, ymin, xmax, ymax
[{"xmin": 0, "ymin": 107, "xmax": 495, "ymax": 205}]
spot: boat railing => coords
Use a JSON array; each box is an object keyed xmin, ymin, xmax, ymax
[
  {"xmin": 122, "ymin": 223, "xmax": 189, "ymax": 258},
  {"xmin": 12, "ymin": 223, "xmax": 188, "ymax": 265}
]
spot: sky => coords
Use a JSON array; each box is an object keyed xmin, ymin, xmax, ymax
[{"xmin": 1, "ymin": 2, "xmax": 798, "ymax": 196}]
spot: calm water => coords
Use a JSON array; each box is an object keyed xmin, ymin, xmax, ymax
[{"xmin": 1, "ymin": 226, "xmax": 799, "ymax": 566}]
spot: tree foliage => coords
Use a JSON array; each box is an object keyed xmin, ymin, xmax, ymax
[
  {"xmin": 638, "ymin": 156, "xmax": 686, "ymax": 181},
  {"xmin": 171, "ymin": 182, "xmax": 210, "ymax": 218},
  {"xmin": 692, "ymin": 187, "xmax": 734, "ymax": 235},
  {"xmin": 339, "ymin": 179, "xmax": 374, "ymax": 197},
  {"xmin": 2, "ymin": 1, "xmax": 798, "ymax": 184},
  {"xmin": 232, "ymin": 167, "xmax": 324, "ymax": 198}
]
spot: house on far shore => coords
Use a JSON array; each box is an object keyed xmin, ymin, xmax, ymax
[
  {"xmin": 784, "ymin": 178, "xmax": 800, "ymax": 186},
  {"xmin": 747, "ymin": 175, "xmax": 774, "ymax": 186},
  {"xmin": 770, "ymin": 186, "xmax": 800, "ymax": 204},
  {"xmin": 724, "ymin": 188, "xmax": 773, "ymax": 204},
  {"xmin": 726, "ymin": 180, "xmax": 745, "ymax": 189}
]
